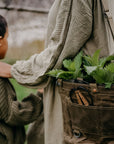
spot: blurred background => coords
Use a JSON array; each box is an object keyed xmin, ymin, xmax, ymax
[{"xmin": 0, "ymin": 0, "xmax": 54, "ymax": 63}]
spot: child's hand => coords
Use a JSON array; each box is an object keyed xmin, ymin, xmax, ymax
[
  {"xmin": 0, "ymin": 62, "xmax": 12, "ymax": 78},
  {"xmin": 38, "ymin": 89, "xmax": 44, "ymax": 93},
  {"xmin": 37, "ymin": 89, "xmax": 44, "ymax": 99}
]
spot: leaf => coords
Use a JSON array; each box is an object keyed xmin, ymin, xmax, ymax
[
  {"xmin": 46, "ymin": 69, "xmax": 63, "ymax": 78},
  {"xmin": 99, "ymin": 57, "xmax": 106, "ymax": 66},
  {"xmin": 73, "ymin": 51, "xmax": 83, "ymax": 78},
  {"xmin": 84, "ymin": 65, "xmax": 98, "ymax": 75},
  {"xmin": 91, "ymin": 68, "xmax": 114, "ymax": 84},
  {"xmin": 83, "ymin": 55, "xmax": 92, "ymax": 66},
  {"xmin": 63, "ymin": 59, "xmax": 75, "ymax": 71},
  {"xmin": 74, "ymin": 51, "xmax": 83, "ymax": 70},
  {"xmin": 63, "ymin": 51, "xmax": 83, "ymax": 79},
  {"xmin": 100, "ymin": 55, "xmax": 114, "ymax": 67},
  {"xmin": 57, "ymin": 71, "xmax": 74, "ymax": 80},
  {"xmin": 91, "ymin": 68, "xmax": 107, "ymax": 84},
  {"xmin": 47, "ymin": 69, "xmax": 75, "ymax": 80},
  {"xmin": 105, "ymin": 63, "xmax": 114, "ymax": 73},
  {"xmin": 83, "ymin": 49, "xmax": 100, "ymax": 66},
  {"xmin": 105, "ymin": 82, "xmax": 112, "ymax": 89},
  {"xmin": 73, "ymin": 68, "xmax": 82, "ymax": 79},
  {"xmin": 63, "ymin": 51, "xmax": 83, "ymax": 72},
  {"xmin": 92, "ymin": 49, "xmax": 101, "ymax": 66},
  {"xmin": 83, "ymin": 56, "xmax": 91, "ymax": 66}
]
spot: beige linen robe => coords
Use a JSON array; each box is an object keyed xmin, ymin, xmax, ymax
[{"xmin": 11, "ymin": 0, "xmax": 114, "ymax": 144}]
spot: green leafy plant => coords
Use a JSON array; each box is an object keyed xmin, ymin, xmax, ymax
[
  {"xmin": 47, "ymin": 50, "xmax": 114, "ymax": 88},
  {"xmin": 83, "ymin": 50, "xmax": 114, "ymax": 88},
  {"xmin": 47, "ymin": 51, "xmax": 83, "ymax": 80}
]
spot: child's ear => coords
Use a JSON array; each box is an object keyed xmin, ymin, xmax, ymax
[
  {"xmin": 0, "ymin": 36, "xmax": 2, "ymax": 46},
  {"xmin": 0, "ymin": 36, "xmax": 2, "ymax": 41}
]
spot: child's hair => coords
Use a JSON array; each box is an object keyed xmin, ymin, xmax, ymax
[{"xmin": 0, "ymin": 15, "xmax": 7, "ymax": 38}]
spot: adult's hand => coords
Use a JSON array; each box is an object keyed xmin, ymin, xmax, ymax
[{"xmin": 0, "ymin": 62, "xmax": 12, "ymax": 78}]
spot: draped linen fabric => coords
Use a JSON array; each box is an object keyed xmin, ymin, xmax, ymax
[{"xmin": 11, "ymin": 0, "xmax": 113, "ymax": 143}]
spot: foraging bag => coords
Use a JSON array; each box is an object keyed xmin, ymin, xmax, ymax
[{"xmin": 57, "ymin": 79, "xmax": 114, "ymax": 143}]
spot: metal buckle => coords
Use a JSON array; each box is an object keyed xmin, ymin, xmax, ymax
[{"xmin": 73, "ymin": 129, "xmax": 82, "ymax": 138}]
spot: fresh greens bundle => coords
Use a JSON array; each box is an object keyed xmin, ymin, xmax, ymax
[{"xmin": 47, "ymin": 50, "xmax": 114, "ymax": 88}]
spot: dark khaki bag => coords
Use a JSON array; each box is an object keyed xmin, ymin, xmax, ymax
[{"xmin": 57, "ymin": 79, "xmax": 114, "ymax": 143}]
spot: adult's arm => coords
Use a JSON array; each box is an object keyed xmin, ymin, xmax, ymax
[{"xmin": 1, "ymin": 0, "xmax": 93, "ymax": 88}]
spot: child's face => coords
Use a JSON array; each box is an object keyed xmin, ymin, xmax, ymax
[{"xmin": 0, "ymin": 28, "xmax": 8, "ymax": 59}]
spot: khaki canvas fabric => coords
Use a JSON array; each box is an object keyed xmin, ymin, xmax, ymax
[
  {"xmin": 11, "ymin": 0, "xmax": 114, "ymax": 144},
  {"xmin": 58, "ymin": 80, "xmax": 114, "ymax": 144},
  {"xmin": 0, "ymin": 77, "xmax": 43, "ymax": 144}
]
